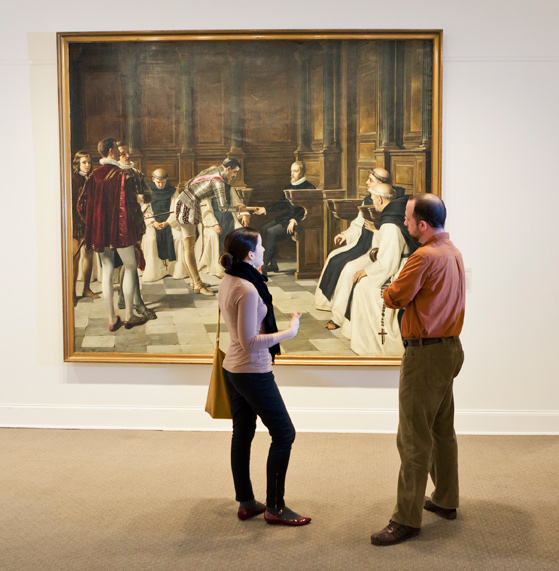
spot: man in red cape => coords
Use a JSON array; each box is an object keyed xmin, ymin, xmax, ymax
[{"xmin": 78, "ymin": 137, "xmax": 146, "ymax": 330}]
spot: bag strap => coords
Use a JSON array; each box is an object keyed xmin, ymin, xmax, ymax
[{"xmin": 216, "ymin": 307, "xmax": 221, "ymax": 348}]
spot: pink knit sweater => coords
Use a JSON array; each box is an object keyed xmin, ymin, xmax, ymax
[{"xmin": 217, "ymin": 274, "xmax": 296, "ymax": 373}]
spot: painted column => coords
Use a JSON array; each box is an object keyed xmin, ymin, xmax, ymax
[
  {"xmin": 323, "ymin": 43, "xmax": 335, "ymax": 151},
  {"xmin": 295, "ymin": 48, "xmax": 311, "ymax": 152},
  {"xmin": 123, "ymin": 45, "xmax": 141, "ymax": 154},
  {"xmin": 421, "ymin": 40, "xmax": 433, "ymax": 148},
  {"xmin": 379, "ymin": 41, "xmax": 396, "ymax": 148}
]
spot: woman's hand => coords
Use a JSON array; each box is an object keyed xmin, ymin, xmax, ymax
[{"xmin": 289, "ymin": 312, "xmax": 302, "ymax": 334}]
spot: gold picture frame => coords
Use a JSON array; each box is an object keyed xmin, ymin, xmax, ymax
[{"xmin": 58, "ymin": 29, "xmax": 443, "ymax": 365}]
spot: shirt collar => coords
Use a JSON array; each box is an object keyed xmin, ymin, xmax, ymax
[
  {"xmin": 290, "ymin": 176, "xmax": 307, "ymax": 186},
  {"xmin": 100, "ymin": 158, "xmax": 121, "ymax": 167},
  {"xmin": 422, "ymin": 231, "xmax": 449, "ymax": 247}
]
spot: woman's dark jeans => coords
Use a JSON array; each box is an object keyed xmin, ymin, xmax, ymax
[{"xmin": 224, "ymin": 369, "xmax": 296, "ymax": 511}]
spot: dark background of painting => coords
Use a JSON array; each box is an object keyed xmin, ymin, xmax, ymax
[{"xmin": 69, "ymin": 38, "xmax": 433, "ymax": 212}]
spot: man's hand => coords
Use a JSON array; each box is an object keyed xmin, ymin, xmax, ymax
[
  {"xmin": 287, "ymin": 219, "xmax": 297, "ymax": 234},
  {"xmin": 334, "ymin": 233, "xmax": 346, "ymax": 246},
  {"xmin": 213, "ymin": 224, "xmax": 222, "ymax": 235},
  {"xmin": 353, "ymin": 269, "xmax": 367, "ymax": 283},
  {"xmin": 240, "ymin": 215, "xmax": 250, "ymax": 227},
  {"xmin": 254, "ymin": 207, "xmax": 266, "ymax": 215},
  {"xmin": 363, "ymin": 220, "xmax": 376, "ymax": 232}
]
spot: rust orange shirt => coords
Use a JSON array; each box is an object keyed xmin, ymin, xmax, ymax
[{"xmin": 383, "ymin": 232, "xmax": 465, "ymax": 338}]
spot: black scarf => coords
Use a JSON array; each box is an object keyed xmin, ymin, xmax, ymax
[{"xmin": 226, "ymin": 261, "xmax": 281, "ymax": 361}]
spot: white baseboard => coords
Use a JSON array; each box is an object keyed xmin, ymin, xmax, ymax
[{"xmin": 1, "ymin": 404, "xmax": 558, "ymax": 434}]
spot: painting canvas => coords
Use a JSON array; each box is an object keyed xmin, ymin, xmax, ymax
[{"xmin": 58, "ymin": 30, "xmax": 442, "ymax": 365}]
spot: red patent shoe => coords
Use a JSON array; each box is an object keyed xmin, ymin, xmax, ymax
[
  {"xmin": 264, "ymin": 509, "xmax": 311, "ymax": 526},
  {"xmin": 237, "ymin": 504, "xmax": 266, "ymax": 521}
]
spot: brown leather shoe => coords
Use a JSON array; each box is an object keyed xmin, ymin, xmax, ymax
[
  {"xmin": 370, "ymin": 520, "xmax": 420, "ymax": 546},
  {"xmin": 424, "ymin": 497, "xmax": 457, "ymax": 520},
  {"xmin": 108, "ymin": 316, "xmax": 122, "ymax": 332},
  {"xmin": 124, "ymin": 316, "xmax": 147, "ymax": 330}
]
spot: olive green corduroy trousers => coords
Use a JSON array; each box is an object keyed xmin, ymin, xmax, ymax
[{"xmin": 392, "ymin": 337, "xmax": 465, "ymax": 529}]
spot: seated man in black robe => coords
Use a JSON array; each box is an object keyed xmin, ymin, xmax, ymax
[{"xmin": 253, "ymin": 161, "xmax": 315, "ymax": 275}]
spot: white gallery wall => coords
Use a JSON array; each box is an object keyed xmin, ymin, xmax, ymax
[{"xmin": 1, "ymin": 0, "xmax": 557, "ymax": 434}]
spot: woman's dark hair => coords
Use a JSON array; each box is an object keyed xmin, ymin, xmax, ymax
[{"xmin": 219, "ymin": 227, "xmax": 260, "ymax": 269}]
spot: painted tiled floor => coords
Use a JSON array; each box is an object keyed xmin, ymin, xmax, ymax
[{"xmin": 73, "ymin": 262, "xmax": 356, "ymax": 356}]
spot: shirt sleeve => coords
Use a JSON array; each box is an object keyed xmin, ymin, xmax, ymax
[
  {"xmin": 266, "ymin": 197, "xmax": 289, "ymax": 215},
  {"xmin": 293, "ymin": 205, "xmax": 305, "ymax": 224},
  {"xmin": 383, "ymin": 251, "xmax": 428, "ymax": 309},
  {"xmin": 236, "ymin": 287, "xmax": 296, "ymax": 352},
  {"xmin": 212, "ymin": 179, "xmax": 229, "ymax": 212},
  {"xmin": 168, "ymin": 191, "xmax": 181, "ymax": 227},
  {"xmin": 140, "ymin": 177, "xmax": 152, "ymax": 204},
  {"xmin": 76, "ymin": 178, "xmax": 91, "ymax": 221},
  {"xmin": 144, "ymin": 204, "xmax": 155, "ymax": 227},
  {"xmin": 343, "ymin": 211, "xmax": 365, "ymax": 244}
]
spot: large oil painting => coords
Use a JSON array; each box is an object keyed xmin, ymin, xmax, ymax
[{"xmin": 58, "ymin": 30, "xmax": 442, "ymax": 364}]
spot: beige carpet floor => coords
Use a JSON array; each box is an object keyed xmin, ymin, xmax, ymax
[{"xmin": 1, "ymin": 429, "xmax": 557, "ymax": 570}]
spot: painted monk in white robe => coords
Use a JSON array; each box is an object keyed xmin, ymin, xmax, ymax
[
  {"xmin": 141, "ymin": 169, "xmax": 189, "ymax": 283},
  {"xmin": 314, "ymin": 168, "xmax": 391, "ymax": 319},
  {"xmin": 316, "ymin": 170, "xmax": 390, "ymax": 330},
  {"xmin": 340, "ymin": 185, "xmax": 419, "ymax": 355}
]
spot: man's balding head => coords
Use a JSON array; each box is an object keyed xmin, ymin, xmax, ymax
[
  {"xmin": 152, "ymin": 168, "xmax": 168, "ymax": 180},
  {"xmin": 152, "ymin": 168, "xmax": 169, "ymax": 189},
  {"xmin": 370, "ymin": 183, "xmax": 396, "ymax": 213},
  {"xmin": 371, "ymin": 183, "xmax": 396, "ymax": 201},
  {"xmin": 409, "ymin": 193, "xmax": 446, "ymax": 229},
  {"xmin": 370, "ymin": 168, "xmax": 391, "ymax": 185}
]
